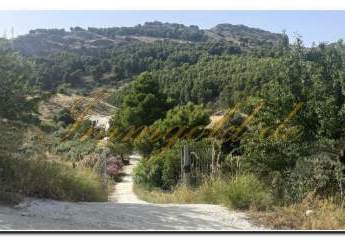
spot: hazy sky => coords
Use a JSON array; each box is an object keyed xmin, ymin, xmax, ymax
[{"xmin": 0, "ymin": 10, "xmax": 344, "ymax": 46}]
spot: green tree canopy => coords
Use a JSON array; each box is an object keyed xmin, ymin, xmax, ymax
[
  {"xmin": 115, "ymin": 72, "xmax": 170, "ymax": 128},
  {"xmin": 0, "ymin": 50, "xmax": 35, "ymax": 119}
]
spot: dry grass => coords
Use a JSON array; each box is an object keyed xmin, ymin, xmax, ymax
[
  {"xmin": 133, "ymin": 184, "xmax": 200, "ymax": 204},
  {"xmin": 252, "ymin": 194, "xmax": 345, "ymax": 230},
  {"xmin": 38, "ymin": 93, "xmax": 79, "ymax": 121},
  {"xmin": 0, "ymin": 120, "xmax": 108, "ymax": 204},
  {"xmin": 134, "ymin": 174, "xmax": 272, "ymax": 210}
]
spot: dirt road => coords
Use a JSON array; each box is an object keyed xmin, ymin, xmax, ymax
[{"xmin": 0, "ymin": 155, "xmax": 264, "ymax": 231}]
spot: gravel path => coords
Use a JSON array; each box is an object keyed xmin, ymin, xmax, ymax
[
  {"xmin": 108, "ymin": 154, "xmax": 147, "ymax": 204},
  {"xmin": 0, "ymin": 155, "xmax": 265, "ymax": 231}
]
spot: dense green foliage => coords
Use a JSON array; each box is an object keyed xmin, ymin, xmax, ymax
[
  {"xmin": 113, "ymin": 72, "xmax": 170, "ymax": 128},
  {"xmin": 0, "ymin": 49, "xmax": 37, "ymax": 120},
  {"xmin": 132, "ymin": 103, "xmax": 209, "ymax": 156},
  {"xmin": 133, "ymin": 144, "xmax": 181, "ymax": 189}
]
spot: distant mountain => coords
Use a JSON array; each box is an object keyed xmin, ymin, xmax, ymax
[
  {"xmin": 10, "ymin": 22, "xmax": 284, "ymax": 56},
  {"xmin": 206, "ymin": 24, "xmax": 283, "ymax": 46}
]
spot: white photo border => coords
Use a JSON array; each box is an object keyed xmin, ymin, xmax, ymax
[{"xmin": 0, "ymin": 0, "xmax": 345, "ymax": 10}]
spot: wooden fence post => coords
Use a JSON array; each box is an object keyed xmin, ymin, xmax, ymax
[
  {"xmin": 211, "ymin": 141, "xmax": 216, "ymax": 176},
  {"xmin": 182, "ymin": 144, "xmax": 192, "ymax": 186},
  {"xmin": 181, "ymin": 146, "xmax": 184, "ymax": 182}
]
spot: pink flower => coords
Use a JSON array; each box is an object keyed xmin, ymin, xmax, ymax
[{"xmin": 106, "ymin": 156, "xmax": 124, "ymax": 176}]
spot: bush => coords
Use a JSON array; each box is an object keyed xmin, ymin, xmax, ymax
[
  {"xmin": 133, "ymin": 154, "xmax": 164, "ymax": 188},
  {"xmin": 61, "ymin": 119, "xmax": 93, "ymax": 139},
  {"xmin": 108, "ymin": 142, "xmax": 132, "ymax": 163},
  {"xmin": 54, "ymin": 108, "xmax": 74, "ymax": 126},
  {"xmin": 55, "ymin": 139, "xmax": 97, "ymax": 161},
  {"xmin": 133, "ymin": 147, "xmax": 181, "ymax": 189},
  {"xmin": 282, "ymin": 155, "xmax": 343, "ymax": 203},
  {"xmin": 222, "ymin": 175, "xmax": 272, "ymax": 210},
  {"xmin": 242, "ymin": 133, "xmax": 308, "ymax": 177},
  {"xmin": 133, "ymin": 102, "xmax": 210, "ymax": 156},
  {"xmin": 40, "ymin": 120, "xmax": 59, "ymax": 133},
  {"xmin": 106, "ymin": 156, "xmax": 124, "ymax": 177},
  {"xmin": 196, "ymin": 175, "xmax": 272, "ymax": 210},
  {"xmin": 0, "ymin": 188, "xmax": 23, "ymax": 204}
]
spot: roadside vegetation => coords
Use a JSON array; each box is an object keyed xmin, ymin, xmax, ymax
[
  {"xmin": 0, "ymin": 49, "xmax": 115, "ymax": 204},
  {"xmin": 0, "ymin": 116, "xmax": 108, "ymax": 204},
  {"xmin": 134, "ymin": 174, "xmax": 272, "ymax": 210},
  {"xmin": 252, "ymin": 194, "xmax": 345, "ymax": 230}
]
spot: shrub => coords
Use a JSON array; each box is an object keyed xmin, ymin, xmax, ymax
[
  {"xmin": 133, "ymin": 102, "xmax": 210, "ymax": 156},
  {"xmin": 133, "ymin": 154, "xmax": 164, "ymax": 188},
  {"xmin": 106, "ymin": 156, "xmax": 124, "ymax": 177},
  {"xmin": 55, "ymin": 139, "xmax": 97, "ymax": 161},
  {"xmin": 194, "ymin": 175, "xmax": 272, "ymax": 210},
  {"xmin": 54, "ymin": 108, "xmax": 74, "ymax": 126},
  {"xmin": 40, "ymin": 120, "xmax": 59, "ymax": 133},
  {"xmin": 222, "ymin": 174, "xmax": 272, "ymax": 210},
  {"xmin": 133, "ymin": 147, "xmax": 181, "ymax": 189},
  {"xmin": 76, "ymin": 153, "xmax": 124, "ymax": 180},
  {"xmin": 62, "ymin": 119, "xmax": 93, "ymax": 139},
  {"xmin": 0, "ymin": 187, "xmax": 24, "ymax": 204},
  {"xmin": 283, "ymin": 155, "xmax": 343, "ymax": 203},
  {"xmin": 108, "ymin": 142, "xmax": 132, "ymax": 163},
  {"xmin": 242, "ymin": 133, "xmax": 308, "ymax": 177},
  {"xmin": 134, "ymin": 138, "xmax": 217, "ymax": 190},
  {"xmin": 196, "ymin": 178, "xmax": 227, "ymax": 204}
]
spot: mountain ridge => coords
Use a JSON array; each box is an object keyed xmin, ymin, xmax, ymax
[{"xmin": 9, "ymin": 21, "xmax": 284, "ymax": 56}]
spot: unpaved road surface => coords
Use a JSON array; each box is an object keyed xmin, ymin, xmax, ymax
[
  {"xmin": 0, "ymin": 155, "xmax": 264, "ymax": 231},
  {"xmin": 108, "ymin": 155, "xmax": 147, "ymax": 204}
]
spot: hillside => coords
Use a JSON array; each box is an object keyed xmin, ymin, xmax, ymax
[
  {"xmin": 38, "ymin": 92, "xmax": 117, "ymax": 122},
  {"xmin": 0, "ymin": 21, "xmax": 286, "ymax": 98},
  {"xmin": 10, "ymin": 21, "xmax": 283, "ymax": 57},
  {"xmin": 207, "ymin": 23, "xmax": 283, "ymax": 46}
]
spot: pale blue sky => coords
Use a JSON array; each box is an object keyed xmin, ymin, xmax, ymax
[{"xmin": 0, "ymin": 11, "xmax": 344, "ymax": 46}]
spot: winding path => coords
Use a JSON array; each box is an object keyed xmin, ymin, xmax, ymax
[
  {"xmin": 0, "ymin": 155, "xmax": 264, "ymax": 231},
  {"xmin": 108, "ymin": 154, "xmax": 147, "ymax": 204}
]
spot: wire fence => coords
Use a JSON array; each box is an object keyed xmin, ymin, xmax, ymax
[{"xmin": 180, "ymin": 140, "xmax": 222, "ymax": 186}]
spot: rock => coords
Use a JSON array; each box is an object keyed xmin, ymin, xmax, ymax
[
  {"xmin": 305, "ymin": 210, "xmax": 314, "ymax": 217},
  {"xmin": 21, "ymin": 212, "xmax": 35, "ymax": 217}
]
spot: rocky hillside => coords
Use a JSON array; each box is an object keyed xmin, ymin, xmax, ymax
[
  {"xmin": 207, "ymin": 23, "xmax": 283, "ymax": 46},
  {"xmin": 10, "ymin": 22, "xmax": 284, "ymax": 56}
]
